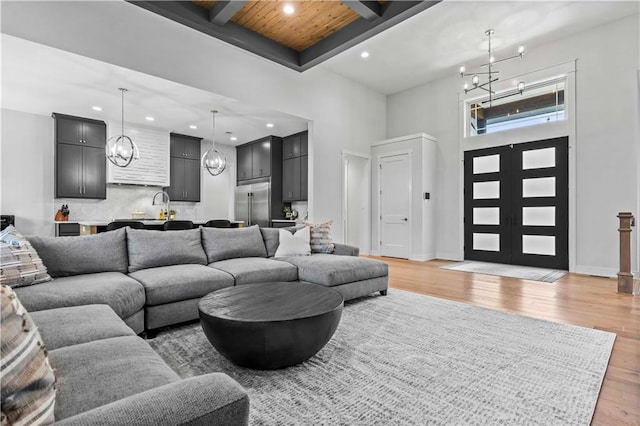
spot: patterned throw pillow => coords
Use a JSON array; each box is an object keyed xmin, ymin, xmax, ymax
[
  {"xmin": 0, "ymin": 226, "xmax": 52, "ymax": 288},
  {"xmin": 1, "ymin": 285, "xmax": 56, "ymax": 425},
  {"xmin": 304, "ymin": 221, "xmax": 335, "ymax": 254}
]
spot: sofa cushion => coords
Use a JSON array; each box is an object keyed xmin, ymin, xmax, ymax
[
  {"xmin": 0, "ymin": 241, "xmax": 52, "ymax": 288},
  {"xmin": 209, "ymin": 258, "xmax": 297, "ymax": 285},
  {"xmin": 260, "ymin": 227, "xmax": 280, "ymax": 258},
  {"xmin": 126, "ymin": 228, "xmax": 207, "ymax": 273},
  {"xmin": 0, "ymin": 286, "xmax": 56, "ymax": 426},
  {"xmin": 129, "ymin": 264, "xmax": 234, "ymax": 306},
  {"xmin": 14, "ymin": 272, "xmax": 145, "ymax": 319},
  {"xmin": 202, "ymin": 225, "xmax": 267, "ymax": 263},
  {"xmin": 49, "ymin": 336, "xmax": 180, "ymax": 421},
  {"xmin": 27, "ymin": 228, "xmax": 128, "ymax": 277},
  {"xmin": 274, "ymin": 227, "xmax": 311, "ymax": 257},
  {"xmin": 304, "ymin": 221, "xmax": 335, "ymax": 253},
  {"xmin": 281, "ymin": 254, "xmax": 388, "ymax": 286},
  {"xmin": 30, "ymin": 304, "xmax": 136, "ymax": 351}
]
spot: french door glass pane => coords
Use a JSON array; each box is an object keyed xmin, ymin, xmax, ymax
[
  {"xmin": 522, "ymin": 206, "xmax": 555, "ymax": 226},
  {"xmin": 473, "ymin": 207, "xmax": 500, "ymax": 225},
  {"xmin": 522, "ymin": 147, "xmax": 555, "ymax": 170},
  {"xmin": 523, "ymin": 177, "xmax": 555, "ymax": 198},
  {"xmin": 522, "ymin": 235, "xmax": 556, "ymax": 255},
  {"xmin": 473, "ymin": 233, "xmax": 500, "ymax": 251},
  {"xmin": 473, "ymin": 181, "xmax": 500, "ymax": 199},
  {"xmin": 473, "ymin": 154, "xmax": 500, "ymax": 174}
]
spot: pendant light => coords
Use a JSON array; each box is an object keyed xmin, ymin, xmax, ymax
[
  {"xmin": 106, "ymin": 88, "xmax": 139, "ymax": 168},
  {"xmin": 202, "ymin": 110, "xmax": 226, "ymax": 176}
]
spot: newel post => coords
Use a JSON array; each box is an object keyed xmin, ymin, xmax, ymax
[{"xmin": 617, "ymin": 212, "xmax": 635, "ymax": 294}]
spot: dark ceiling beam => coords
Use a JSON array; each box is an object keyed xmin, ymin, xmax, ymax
[
  {"xmin": 209, "ymin": 1, "xmax": 247, "ymax": 25},
  {"xmin": 129, "ymin": 1, "xmax": 299, "ymax": 68},
  {"xmin": 299, "ymin": 1, "xmax": 441, "ymax": 71},
  {"xmin": 343, "ymin": 1, "xmax": 381, "ymax": 21},
  {"xmin": 128, "ymin": 0, "xmax": 441, "ymax": 72}
]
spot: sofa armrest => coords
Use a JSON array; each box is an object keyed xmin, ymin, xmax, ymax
[
  {"xmin": 333, "ymin": 243, "xmax": 359, "ymax": 256},
  {"xmin": 58, "ymin": 373, "xmax": 249, "ymax": 426}
]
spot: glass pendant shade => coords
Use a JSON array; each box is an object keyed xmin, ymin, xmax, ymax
[
  {"xmin": 106, "ymin": 88, "xmax": 139, "ymax": 168},
  {"xmin": 106, "ymin": 134, "xmax": 139, "ymax": 167},
  {"xmin": 202, "ymin": 110, "xmax": 226, "ymax": 176}
]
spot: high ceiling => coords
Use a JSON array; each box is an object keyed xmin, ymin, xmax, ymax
[
  {"xmin": 130, "ymin": 0, "xmax": 440, "ymax": 71},
  {"xmin": 1, "ymin": 35, "xmax": 308, "ymax": 146},
  {"xmin": 321, "ymin": 1, "xmax": 640, "ymax": 94}
]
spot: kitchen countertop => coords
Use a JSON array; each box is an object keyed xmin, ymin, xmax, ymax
[{"xmin": 55, "ymin": 220, "xmax": 244, "ymax": 226}]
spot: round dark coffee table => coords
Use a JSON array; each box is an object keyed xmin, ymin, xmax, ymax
[{"xmin": 198, "ymin": 282, "xmax": 344, "ymax": 370}]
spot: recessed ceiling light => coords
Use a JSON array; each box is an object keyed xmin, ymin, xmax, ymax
[
  {"xmin": 92, "ymin": 106, "xmax": 102, "ymax": 111},
  {"xmin": 145, "ymin": 116, "xmax": 155, "ymax": 121},
  {"xmin": 266, "ymin": 123, "xmax": 274, "ymax": 128},
  {"xmin": 230, "ymin": 136, "xmax": 238, "ymax": 141},
  {"xmin": 189, "ymin": 125, "xmax": 197, "ymax": 129},
  {"xmin": 283, "ymin": 4, "xmax": 294, "ymax": 15},
  {"xmin": 360, "ymin": 51, "xmax": 370, "ymax": 59}
]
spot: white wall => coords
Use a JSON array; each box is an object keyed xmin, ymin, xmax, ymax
[
  {"xmin": 1, "ymin": 110, "xmax": 55, "ymax": 236},
  {"xmin": 387, "ymin": 14, "xmax": 640, "ymax": 276},
  {"xmin": 1, "ymin": 1, "xmax": 387, "ymax": 242}
]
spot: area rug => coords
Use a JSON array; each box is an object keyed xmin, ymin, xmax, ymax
[
  {"xmin": 441, "ymin": 261, "xmax": 568, "ymax": 283},
  {"xmin": 149, "ymin": 290, "xmax": 614, "ymax": 425}
]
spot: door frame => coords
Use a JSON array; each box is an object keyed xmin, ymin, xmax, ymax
[
  {"xmin": 457, "ymin": 61, "xmax": 577, "ymax": 272},
  {"xmin": 341, "ymin": 149, "xmax": 371, "ymax": 254},
  {"xmin": 376, "ymin": 150, "xmax": 413, "ymax": 258}
]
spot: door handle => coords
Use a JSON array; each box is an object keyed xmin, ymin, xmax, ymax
[{"xmin": 401, "ymin": 218, "xmax": 408, "ymax": 221}]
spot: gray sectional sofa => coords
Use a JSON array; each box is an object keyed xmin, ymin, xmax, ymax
[
  {"xmin": 13, "ymin": 225, "xmax": 388, "ymax": 424},
  {"xmin": 18, "ymin": 225, "xmax": 388, "ymax": 334}
]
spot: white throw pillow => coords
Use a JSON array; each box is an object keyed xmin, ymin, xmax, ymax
[{"xmin": 274, "ymin": 227, "xmax": 311, "ymax": 257}]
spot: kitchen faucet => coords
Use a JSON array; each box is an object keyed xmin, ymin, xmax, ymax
[{"xmin": 152, "ymin": 191, "xmax": 171, "ymax": 220}]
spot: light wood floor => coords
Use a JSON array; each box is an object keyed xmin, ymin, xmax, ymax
[{"xmin": 368, "ymin": 256, "xmax": 640, "ymax": 425}]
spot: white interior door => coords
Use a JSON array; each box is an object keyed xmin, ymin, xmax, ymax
[{"xmin": 380, "ymin": 153, "xmax": 411, "ymax": 258}]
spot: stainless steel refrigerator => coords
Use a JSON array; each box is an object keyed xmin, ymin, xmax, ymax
[{"xmin": 235, "ymin": 182, "xmax": 271, "ymax": 227}]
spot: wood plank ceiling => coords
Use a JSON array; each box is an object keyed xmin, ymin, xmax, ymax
[{"xmin": 130, "ymin": 0, "xmax": 441, "ymax": 72}]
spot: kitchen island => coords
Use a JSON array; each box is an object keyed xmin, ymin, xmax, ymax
[{"xmin": 55, "ymin": 220, "xmax": 244, "ymax": 236}]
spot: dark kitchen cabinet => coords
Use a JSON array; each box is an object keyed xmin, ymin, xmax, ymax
[
  {"xmin": 281, "ymin": 131, "xmax": 308, "ymax": 202},
  {"xmin": 252, "ymin": 139, "xmax": 271, "ymax": 178},
  {"xmin": 53, "ymin": 113, "xmax": 106, "ymax": 199},
  {"xmin": 170, "ymin": 133, "xmax": 201, "ymax": 160},
  {"xmin": 166, "ymin": 134, "xmax": 202, "ymax": 202},
  {"xmin": 237, "ymin": 145, "xmax": 253, "ymax": 181},
  {"xmin": 236, "ymin": 136, "xmax": 283, "ymax": 184},
  {"xmin": 282, "ymin": 157, "xmax": 301, "ymax": 201},
  {"xmin": 300, "ymin": 155, "xmax": 308, "ymax": 200},
  {"xmin": 56, "ymin": 115, "xmax": 105, "ymax": 149}
]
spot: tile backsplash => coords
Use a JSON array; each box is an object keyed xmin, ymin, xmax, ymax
[{"xmin": 55, "ymin": 184, "xmax": 204, "ymax": 221}]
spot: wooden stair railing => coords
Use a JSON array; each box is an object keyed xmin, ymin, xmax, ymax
[{"xmin": 617, "ymin": 212, "xmax": 636, "ymax": 294}]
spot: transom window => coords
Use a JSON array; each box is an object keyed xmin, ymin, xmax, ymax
[{"xmin": 467, "ymin": 77, "xmax": 566, "ymax": 137}]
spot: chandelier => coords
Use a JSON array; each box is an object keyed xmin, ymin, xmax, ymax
[
  {"xmin": 459, "ymin": 29, "xmax": 526, "ymax": 106},
  {"xmin": 106, "ymin": 88, "xmax": 140, "ymax": 168},
  {"xmin": 202, "ymin": 110, "xmax": 226, "ymax": 176}
]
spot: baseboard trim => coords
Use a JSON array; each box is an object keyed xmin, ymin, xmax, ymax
[
  {"xmin": 574, "ymin": 265, "xmax": 617, "ymax": 278},
  {"xmin": 409, "ymin": 254, "xmax": 435, "ymax": 262},
  {"xmin": 436, "ymin": 251, "xmax": 463, "ymax": 262}
]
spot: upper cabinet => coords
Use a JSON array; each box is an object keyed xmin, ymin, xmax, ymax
[
  {"xmin": 56, "ymin": 115, "xmax": 105, "ymax": 149},
  {"xmin": 170, "ymin": 134, "xmax": 201, "ymax": 160},
  {"xmin": 53, "ymin": 113, "xmax": 106, "ymax": 199},
  {"xmin": 107, "ymin": 123, "xmax": 170, "ymax": 186},
  {"xmin": 282, "ymin": 131, "xmax": 308, "ymax": 202},
  {"xmin": 165, "ymin": 133, "xmax": 201, "ymax": 202},
  {"xmin": 236, "ymin": 136, "xmax": 283, "ymax": 184}
]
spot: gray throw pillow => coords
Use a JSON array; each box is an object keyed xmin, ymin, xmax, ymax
[
  {"xmin": 27, "ymin": 228, "xmax": 128, "ymax": 277},
  {"xmin": 126, "ymin": 228, "xmax": 207, "ymax": 272},
  {"xmin": 202, "ymin": 225, "xmax": 267, "ymax": 263}
]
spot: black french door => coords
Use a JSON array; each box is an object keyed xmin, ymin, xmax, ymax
[{"xmin": 464, "ymin": 137, "xmax": 568, "ymax": 270}]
